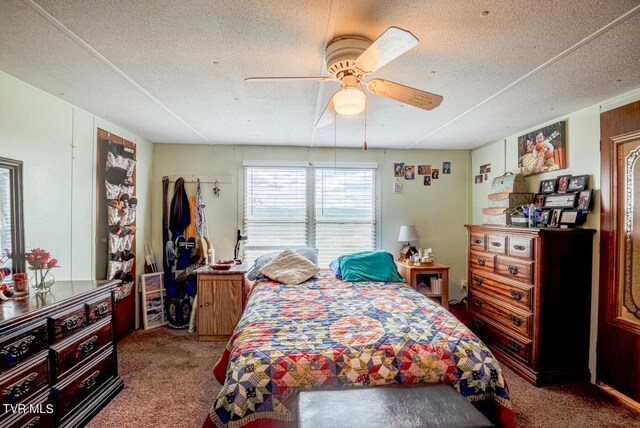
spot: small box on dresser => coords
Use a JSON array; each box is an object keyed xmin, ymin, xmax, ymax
[
  {"xmin": 465, "ymin": 225, "xmax": 595, "ymax": 386},
  {"xmin": 0, "ymin": 280, "xmax": 123, "ymax": 428}
]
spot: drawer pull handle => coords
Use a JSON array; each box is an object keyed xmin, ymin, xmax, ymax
[
  {"xmin": 80, "ymin": 370, "xmax": 101, "ymax": 390},
  {"xmin": 473, "ymin": 276, "xmax": 484, "ymax": 286},
  {"xmin": 472, "ymin": 318, "xmax": 484, "ymax": 329},
  {"xmin": 477, "ymin": 258, "xmax": 486, "ymax": 266},
  {"xmin": 509, "ymin": 314, "xmax": 523, "ymax": 327},
  {"xmin": 513, "ymin": 244, "xmax": 526, "ymax": 251},
  {"xmin": 0, "ymin": 335, "xmax": 35, "ymax": 359},
  {"xmin": 23, "ymin": 416, "xmax": 41, "ymax": 428},
  {"xmin": 473, "ymin": 239, "xmax": 482, "ymax": 244},
  {"xmin": 61, "ymin": 315, "xmax": 81, "ymax": 331},
  {"xmin": 94, "ymin": 302, "xmax": 109, "ymax": 316},
  {"xmin": 472, "ymin": 297, "xmax": 484, "ymax": 308},
  {"xmin": 77, "ymin": 336, "xmax": 99, "ymax": 356},
  {"xmin": 3, "ymin": 372, "xmax": 37, "ymax": 399},
  {"xmin": 510, "ymin": 289, "xmax": 523, "ymax": 301},
  {"xmin": 508, "ymin": 340, "xmax": 522, "ymax": 353},
  {"xmin": 507, "ymin": 265, "xmax": 519, "ymax": 275},
  {"xmin": 491, "ymin": 241, "xmax": 502, "ymax": 247}
]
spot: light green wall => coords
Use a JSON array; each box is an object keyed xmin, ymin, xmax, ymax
[
  {"xmin": 0, "ymin": 70, "xmax": 153, "ymax": 326},
  {"xmin": 470, "ymin": 87, "xmax": 640, "ymax": 383},
  {"xmin": 152, "ymin": 145, "xmax": 471, "ymax": 301}
]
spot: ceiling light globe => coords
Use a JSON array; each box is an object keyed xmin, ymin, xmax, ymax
[{"xmin": 333, "ymin": 87, "xmax": 366, "ymax": 115}]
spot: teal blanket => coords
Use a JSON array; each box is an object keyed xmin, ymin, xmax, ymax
[{"xmin": 338, "ymin": 251, "xmax": 405, "ymax": 283}]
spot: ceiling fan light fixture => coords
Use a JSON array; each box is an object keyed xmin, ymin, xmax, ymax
[{"xmin": 333, "ymin": 87, "xmax": 366, "ymax": 115}]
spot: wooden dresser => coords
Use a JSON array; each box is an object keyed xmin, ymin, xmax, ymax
[
  {"xmin": 195, "ymin": 264, "xmax": 249, "ymax": 341},
  {"xmin": 0, "ymin": 280, "xmax": 123, "ymax": 427},
  {"xmin": 465, "ymin": 225, "xmax": 595, "ymax": 386}
]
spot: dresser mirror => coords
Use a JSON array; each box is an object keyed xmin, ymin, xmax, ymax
[{"xmin": 0, "ymin": 157, "xmax": 25, "ymax": 275}]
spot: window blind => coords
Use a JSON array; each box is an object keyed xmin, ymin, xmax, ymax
[
  {"xmin": 314, "ymin": 168, "xmax": 376, "ymax": 266},
  {"xmin": 243, "ymin": 167, "xmax": 308, "ymax": 262}
]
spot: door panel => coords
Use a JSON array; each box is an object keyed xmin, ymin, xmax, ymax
[{"xmin": 599, "ymin": 100, "xmax": 640, "ymax": 403}]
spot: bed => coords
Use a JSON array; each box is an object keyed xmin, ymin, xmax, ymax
[{"xmin": 204, "ymin": 269, "xmax": 515, "ymax": 427}]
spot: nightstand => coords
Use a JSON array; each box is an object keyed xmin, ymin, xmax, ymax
[
  {"xmin": 395, "ymin": 260, "xmax": 450, "ymax": 309},
  {"xmin": 195, "ymin": 264, "xmax": 248, "ymax": 341}
]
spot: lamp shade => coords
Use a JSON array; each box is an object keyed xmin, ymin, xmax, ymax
[{"xmin": 398, "ymin": 225, "xmax": 419, "ymax": 242}]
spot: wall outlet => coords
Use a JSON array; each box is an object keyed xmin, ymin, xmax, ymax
[{"xmin": 460, "ymin": 280, "xmax": 468, "ymax": 295}]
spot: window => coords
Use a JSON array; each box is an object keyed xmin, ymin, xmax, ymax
[
  {"xmin": 243, "ymin": 166, "xmax": 308, "ymax": 262},
  {"xmin": 314, "ymin": 168, "xmax": 376, "ymax": 266},
  {"xmin": 243, "ymin": 163, "xmax": 377, "ymax": 266}
]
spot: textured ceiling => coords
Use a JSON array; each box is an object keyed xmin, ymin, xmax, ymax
[{"xmin": 0, "ymin": 0, "xmax": 639, "ymax": 149}]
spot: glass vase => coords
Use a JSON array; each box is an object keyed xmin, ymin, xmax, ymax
[{"xmin": 29, "ymin": 269, "xmax": 55, "ymax": 293}]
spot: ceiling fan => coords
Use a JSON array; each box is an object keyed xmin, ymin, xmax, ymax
[{"xmin": 246, "ymin": 27, "xmax": 443, "ymax": 128}]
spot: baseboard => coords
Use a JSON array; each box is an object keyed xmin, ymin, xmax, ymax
[{"xmin": 597, "ymin": 382, "xmax": 640, "ymax": 413}]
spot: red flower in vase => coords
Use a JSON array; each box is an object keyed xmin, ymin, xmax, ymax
[{"xmin": 25, "ymin": 248, "xmax": 60, "ymax": 270}]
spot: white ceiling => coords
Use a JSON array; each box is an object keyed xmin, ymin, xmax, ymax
[{"xmin": 1, "ymin": 0, "xmax": 639, "ymax": 149}]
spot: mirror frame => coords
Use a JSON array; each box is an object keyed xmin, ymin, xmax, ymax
[{"xmin": 0, "ymin": 157, "xmax": 25, "ymax": 274}]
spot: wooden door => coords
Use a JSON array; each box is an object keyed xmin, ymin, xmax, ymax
[
  {"xmin": 212, "ymin": 277, "xmax": 242, "ymax": 335},
  {"xmin": 598, "ymin": 100, "xmax": 640, "ymax": 404}
]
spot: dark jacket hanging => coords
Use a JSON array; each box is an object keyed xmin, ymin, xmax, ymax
[{"xmin": 169, "ymin": 177, "xmax": 191, "ymax": 240}]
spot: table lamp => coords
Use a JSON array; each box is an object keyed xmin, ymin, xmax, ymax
[{"xmin": 398, "ymin": 225, "xmax": 419, "ymax": 260}]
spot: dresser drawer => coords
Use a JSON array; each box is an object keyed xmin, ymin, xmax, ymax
[
  {"xmin": 470, "ymin": 232, "xmax": 486, "ymax": 251},
  {"xmin": 470, "ymin": 251, "xmax": 495, "ymax": 273},
  {"xmin": 48, "ymin": 305, "xmax": 87, "ymax": 342},
  {"xmin": 0, "ymin": 391, "xmax": 54, "ymax": 428},
  {"xmin": 495, "ymin": 257, "xmax": 534, "ymax": 284},
  {"xmin": 85, "ymin": 294, "xmax": 113, "ymax": 324},
  {"xmin": 470, "ymin": 270, "xmax": 532, "ymax": 311},
  {"xmin": 487, "ymin": 234, "xmax": 507, "ymax": 255},
  {"xmin": 471, "ymin": 316, "xmax": 532, "ymax": 364},
  {"xmin": 469, "ymin": 290, "xmax": 532, "ymax": 338},
  {"xmin": 508, "ymin": 236, "xmax": 534, "ymax": 260},
  {"xmin": 0, "ymin": 352, "xmax": 49, "ymax": 415},
  {"xmin": 52, "ymin": 347, "xmax": 116, "ymax": 421},
  {"xmin": 50, "ymin": 318, "xmax": 112, "ymax": 382},
  {"xmin": 0, "ymin": 323, "xmax": 49, "ymax": 372}
]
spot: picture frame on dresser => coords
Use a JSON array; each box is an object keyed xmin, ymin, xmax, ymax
[
  {"xmin": 542, "ymin": 192, "xmax": 577, "ymax": 209},
  {"xmin": 548, "ymin": 208, "xmax": 562, "ymax": 227},
  {"xmin": 141, "ymin": 273, "xmax": 167, "ymax": 330},
  {"xmin": 539, "ymin": 179, "xmax": 557, "ymax": 193},
  {"xmin": 567, "ymin": 175, "xmax": 589, "ymax": 192},
  {"xmin": 576, "ymin": 189, "xmax": 593, "ymax": 212},
  {"xmin": 556, "ymin": 174, "xmax": 572, "ymax": 193}
]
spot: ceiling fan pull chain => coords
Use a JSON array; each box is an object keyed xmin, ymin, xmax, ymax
[{"xmin": 363, "ymin": 96, "xmax": 368, "ymax": 151}]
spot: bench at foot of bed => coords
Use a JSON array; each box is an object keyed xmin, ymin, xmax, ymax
[{"xmin": 298, "ymin": 384, "xmax": 493, "ymax": 428}]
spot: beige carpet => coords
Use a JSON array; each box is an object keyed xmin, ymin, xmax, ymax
[{"xmin": 90, "ymin": 328, "xmax": 640, "ymax": 427}]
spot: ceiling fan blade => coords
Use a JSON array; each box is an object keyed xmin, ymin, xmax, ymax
[
  {"xmin": 245, "ymin": 76, "xmax": 336, "ymax": 81},
  {"xmin": 366, "ymin": 78, "xmax": 443, "ymax": 110},
  {"xmin": 354, "ymin": 27, "xmax": 419, "ymax": 75},
  {"xmin": 315, "ymin": 98, "xmax": 336, "ymax": 128}
]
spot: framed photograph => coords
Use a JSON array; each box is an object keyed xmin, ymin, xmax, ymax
[
  {"xmin": 394, "ymin": 163, "xmax": 404, "ymax": 177},
  {"xmin": 475, "ymin": 175, "xmax": 483, "ymax": 184},
  {"xmin": 576, "ymin": 189, "xmax": 593, "ymax": 212},
  {"xmin": 542, "ymin": 192, "xmax": 578, "ymax": 209},
  {"xmin": 533, "ymin": 193, "xmax": 546, "ymax": 210},
  {"xmin": 442, "ymin": 162, "xmax": 451, "ymax": 174},
  {"xmin": 423, "ymin": 175, "xmax": 431, "ymax": 186},
  {"xmin": 418, "ymin": 165, "xmax": 429, "ymax": 175},
  {"xmin": 548, "ymin": 208, "xmax": 562, "ymax": 228},
  {"xmin": 538, "ymin": 210, "xmax": 551, "ymax": 226},
  {"xmin": 559, "ymin": 210, "xmax": 584, "ymax": 226},
  {"xmin": 141, "ymin": 273, "xmax": 167, "ymax": 330},
  {"xmin": 404, "ymin": 165, "xmax": 415, "ymax": 180},
  {"xmin": 480, "ymin": 163, "xmax": 491, "ymax": 174},
  {"xmin": 517, "ymin": 120, "xmax": 567, "ymax": 176},
  {"xmin": 432, "ymin": 169, "xmax": 440, "ymax": 179},
  {"xmin": 539, "ymin": 179, "xmax": 557, "ymax": 194},
  {"xmin": 567, "ymin": 175, "xmax": 588, "ymax": 192},
  {"xmin": 556, "ymin": 174, "xmax": 572, "ymax": 193}
]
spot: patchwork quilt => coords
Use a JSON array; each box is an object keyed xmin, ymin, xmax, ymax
[{"xmin": 205, "ymin": 270, "xmax": 515, "ymax": 427}]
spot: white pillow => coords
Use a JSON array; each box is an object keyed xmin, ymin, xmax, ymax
[{"xmin": 259, "ymin": 249, "xmax": 320, "ymax": 285}]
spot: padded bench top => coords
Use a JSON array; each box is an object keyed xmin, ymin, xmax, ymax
[{"xmin": 297, "ymin": 384, "xmax": 493, "ymax": 428}]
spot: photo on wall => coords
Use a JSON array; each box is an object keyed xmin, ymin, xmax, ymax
[
  {"xmin": 405, "ymin": 165, "xmax": 415, "ymax": 180},
  {"xmin": 418, "ymin": 165, "xmax": 431, "ymax": 175},
  {"xmin": 517, "ymin": 120, "xmax": 567, "ymax": 176},
  {"xmin": 394, "ymin": 163, "xmax": 405, "ymax": 177}
]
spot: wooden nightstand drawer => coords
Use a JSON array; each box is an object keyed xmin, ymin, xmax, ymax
[{"xmin": 469, "ymin": 290, "xmax": 532, "ymax": 338}]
